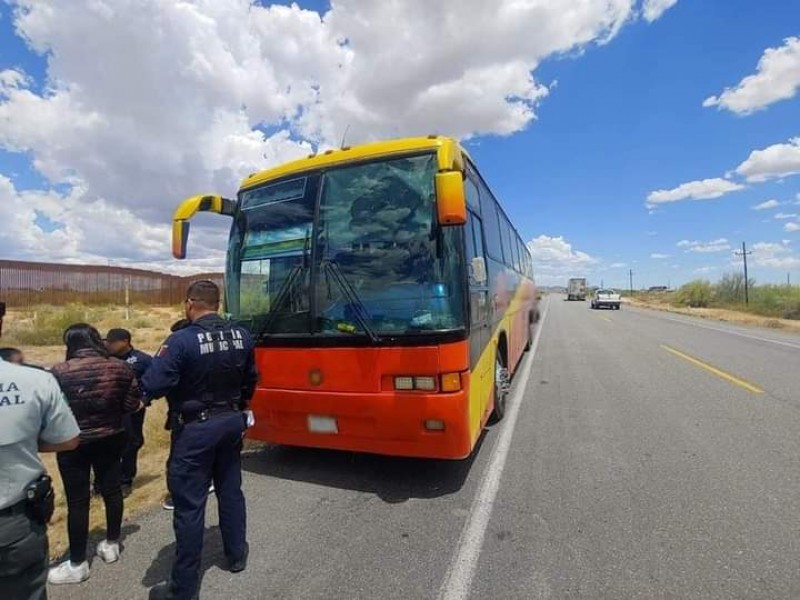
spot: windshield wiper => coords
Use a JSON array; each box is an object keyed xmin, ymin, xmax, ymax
[
  {"xmin": 321, "ymin": 259, "xmax": 380, "ymax": 343},
  {"xmin": 255, "ymin": 229, "xmax": 311, "ymax": 337}
]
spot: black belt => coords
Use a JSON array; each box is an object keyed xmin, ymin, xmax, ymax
[
  {"xmin": 0, "ymin": 499, "xmax": 27, "ymax": 517},
  {"xmin": 178, "ymin": 406, "xmax": 238, "ymax": 425}
]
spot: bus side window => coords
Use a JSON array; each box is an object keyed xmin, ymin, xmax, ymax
[
  {"xmin": 478, "ymin": 183, "xmax": 503, "ymax": 263},
  {"xmin": 465, "ymin": 175, "xmax": 480, "ymax": 214},
  {"xmin": 466, "ymin": 210, "xmax": 486, "ymax": 285},
  {"xmin": 499, "ymin": 215, "xmax": 514, "ymax": 269}
]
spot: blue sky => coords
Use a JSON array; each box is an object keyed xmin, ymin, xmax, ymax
[
  {"xmin": 0, "ymin": 1, "xmax": 798, "ymax": 285},
  {"xmin": 468, "ymin": 0, "xmax": 800, "ymax": 287}
]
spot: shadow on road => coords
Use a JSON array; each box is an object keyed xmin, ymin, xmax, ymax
[
  {"xmin": 242, "ymin": 433, "xmax": 487, "ymax": 504},
  {"xmin": 142, "ymin": 525, "xmax": 227, "ymax": 590}
]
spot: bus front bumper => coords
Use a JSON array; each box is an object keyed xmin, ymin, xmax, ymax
[{"xmin": 247, "ymin": 387, "xmax": 473, "ymax": 460}]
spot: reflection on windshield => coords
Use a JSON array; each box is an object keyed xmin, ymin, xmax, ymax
[{"xmin": 226, "ymin": 153, "xmax": 466, "ymax": 339}]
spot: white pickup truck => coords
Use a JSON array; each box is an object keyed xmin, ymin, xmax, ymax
[{"xmin": 591, "ymin": 289, "xmax": 621, "ymax": 310}]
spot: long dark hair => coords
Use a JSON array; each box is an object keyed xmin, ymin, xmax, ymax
[{"xmin": 63, "ymin": 323, "xmax": 109, "ymax": 360}]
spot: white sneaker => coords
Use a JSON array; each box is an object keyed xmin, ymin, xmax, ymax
[
  {"xmin": 48, "ymin": 560, "xmax": 90, "ymax": 585},
  {"xmin": 96, "ymin": 539, "xmax": 121, "ymax": 563}
]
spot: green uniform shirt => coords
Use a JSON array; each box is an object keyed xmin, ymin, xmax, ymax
[{"xmin": 0, "ymin": 358, "xmax": 79, "ymax": 510}]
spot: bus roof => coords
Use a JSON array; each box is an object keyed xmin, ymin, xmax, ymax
[{"xmin": 239, "ymin": 135, "xmax": 468, "ymax": 191}]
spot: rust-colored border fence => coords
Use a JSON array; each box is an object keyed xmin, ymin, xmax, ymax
[{"xmin": 0, "ymin": 260, "xmax": 223, "ymax": 309}]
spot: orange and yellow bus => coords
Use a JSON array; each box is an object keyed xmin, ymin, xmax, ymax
[{"xmin": 172, "ymin": 136, "xmax": 538, "ymax": 459}]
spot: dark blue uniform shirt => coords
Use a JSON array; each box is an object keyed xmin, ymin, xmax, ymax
[
  {"xmin": 141, "ymin": 314, "xmax": 258, "ymax": 416},
  {"xmin": 121, "ymin": 348, "xmax": 152, "ymax": 381}
]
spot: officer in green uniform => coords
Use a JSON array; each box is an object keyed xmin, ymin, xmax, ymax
[{"xmin": 0, "ymin": 356, "xmax": 80, "ymax": 599}]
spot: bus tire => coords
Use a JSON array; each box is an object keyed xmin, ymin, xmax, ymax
[
  {"xmin": 489, "ymin": 350, "xmax": 509, "ymax": 424},
  {"xmin": 524, "ymin": 314, "xmax": 534, "ymax": 352}
]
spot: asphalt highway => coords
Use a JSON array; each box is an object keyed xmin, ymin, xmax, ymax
[{"xmin": 49, "ymin": 295, "xmax": 800, "ymax": 599}]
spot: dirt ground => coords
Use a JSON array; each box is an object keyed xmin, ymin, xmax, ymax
[{"xmin": 627, "ymin": 297, "xmax": 800, "ymax": 334}]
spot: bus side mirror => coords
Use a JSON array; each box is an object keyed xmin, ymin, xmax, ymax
[
  {"xmin": 172, "ymin": 220, "xmax": 191, "ymax": 260},
  {"xmin": 435, "ymin": 171, "xmax": 467, "ymax": 226},
  {"xmin": 171, "ymin": 194, "xmax": 236, "ymax": 260}
]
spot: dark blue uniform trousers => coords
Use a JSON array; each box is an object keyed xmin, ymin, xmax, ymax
[{"xmin": 167, "ymin": 412, "xmax": 247, "ymax": 599}]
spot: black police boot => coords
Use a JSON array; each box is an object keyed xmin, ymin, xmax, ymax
[
  {"xmin": 148, "ymin": 583, "xmax": 198, "ymax": 600},
  {"xmin": 229, "ymin": 542, "xmax": 249, "ymax": 574}
]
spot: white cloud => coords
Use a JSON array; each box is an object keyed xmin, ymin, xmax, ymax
[
  {"xmin": 775, "ymin": 212, "xmax": 798, "ymax": 220},
  {"xmin": 650, "ymin": 253, "xmax": 670, "ymax": 259},
  {"xmin": 0, "ymin": 174, "xmax": 223, "ymax": 273},
  {"xmin": 752, "ymin": 199, "xmax": 781, "ymax": 210},
  {"xmin": 735, "ymin": 137, "xmax": 800, "ymax": 182},
  {"xmin": 0, "ymin": 0, "xmax": 656, "ymax": 267},
  {"xmin": 750, "ymin": 240, "xmax": 800, "ymax": 269},
  {"xmin": 786, "ymin": 222, "xmax": 800, "ymax": 233},
  {"xmin": 646, "ymin": 177, "xmax": 744, "ymax": 207},
  {"xmin": 693, "ymin": 266, "xmax": 715, "ymax": 275},
  {"xmin": 608, "ymin": 262, "xmax": 627, "ymax": 268},
  {"xmin": 642, "ymin": 0, "xmax": 679, "ymax": 23},
  {"xmin": 527, "ymin": 235, "xmax": 598, "ymax": 285},
  {"xmin": 677, "ymin": 238, "xmax": 731, "ymax": 253},
  {"xmin": 703, "ymin": 37, "xmax": 800, "ymax": 114}
]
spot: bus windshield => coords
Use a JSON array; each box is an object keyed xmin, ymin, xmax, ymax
[{"xmin": 226, "ymin": 153, "xmax": 466, "ymax": 340}]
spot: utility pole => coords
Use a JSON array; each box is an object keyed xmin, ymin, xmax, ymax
[
  {"xmin": 734, "ymin": 241, "xmax": 751, "ymax": 305},
  {"xmin": 629, "ymin": 269, "xmax": 634, "ymax": 296}
]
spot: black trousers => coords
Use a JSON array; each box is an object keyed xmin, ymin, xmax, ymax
[
  {"xmin": 0, "ymin": 507, "xmax": 48, "ymax": 600},
  {"xmin": 57, "ymin": 432, "xmax": 127, "ymax": 563},
  {"xmin": 167, "ymin": 413, "xmax": 247, "ymax": 599},
  {"xmin": 121, "ymin": 409, "xmax": 146, "ymax": 486}
]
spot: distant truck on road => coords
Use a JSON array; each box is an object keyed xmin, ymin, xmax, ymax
[
  {"xmin": 591, "ymin": 288, "xmax": 621, "ymax": 310},
  {"xmin": 567, "ymin": 278, "xmax": 587, "ymax": 301}
]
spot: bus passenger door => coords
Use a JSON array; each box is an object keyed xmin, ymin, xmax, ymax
[{"xmin": 465, "ymin": 210, "xmax": 491, "ymax": 425}]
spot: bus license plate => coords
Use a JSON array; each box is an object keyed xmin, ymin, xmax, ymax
[{"xmin": 308, "ymin": 415, "xmax": 338, "ymax": 434}]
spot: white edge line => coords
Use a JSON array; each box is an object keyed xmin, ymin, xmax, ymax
[
  {"xmin": 630, "ymin": 306, "xmax": 800, "ymax": 351},
  {"xmin": 438, "ymin": 298, "xmax": 549, "ymax": 600}
]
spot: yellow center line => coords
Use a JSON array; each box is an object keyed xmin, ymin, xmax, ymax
[{"xmin": 660, "ymin": 345, "xmax": 765, "ymax": 394}]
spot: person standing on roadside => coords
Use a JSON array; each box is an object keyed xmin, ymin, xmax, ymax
[
  {"xmin": 47, "ymin": 324, "xmax": 142, "ymax": 586},
  {"xmin": 0, "ymin": 348, "xmax": 47, "ymax": 371},
  {"xmin": 143, "ymin": 281, "xmax": 257, "ymax": 600},
  {"xmin": 0, "ymin": 354, "xmax": 80, "ymax": 600},
  {"xmin": 0, "ymin": 347, "xmax": 25, "ymax": 364},
  {"xmin": 105, "ymin": 328, "xmax": 152, "ymax": 495}
]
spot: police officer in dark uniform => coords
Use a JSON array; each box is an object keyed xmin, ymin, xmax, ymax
[
  {"xmin": 105, "ymin": 328, "xmax": 153, "ymax": 495},
  {"xmin": 142, "ymin": 281, "xmax": 257, "ymax": 600}
]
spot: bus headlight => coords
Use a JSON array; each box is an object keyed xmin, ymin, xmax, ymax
[
  {"xmin": 394, "ymin": 377, "xmax": 415, "ymax": 390},
  {"xmin": 393, "ymin": 376, "xmax": 437, "ymax": 391}
]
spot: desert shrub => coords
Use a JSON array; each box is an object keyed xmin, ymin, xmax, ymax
[
  {"xmin": 781, "ymin": 301, "xmax": 800, "ymax": 320},
  {"xmin": 676, "ymin": 280, "xmax": 712, "ymax": 308},
  {"xmin": 713, "ymin": 272, "xmax": 754, "ymax": 304},
  {"xmin": 8, "ymin": 305, "xmax": 97, "ymax": 346}
]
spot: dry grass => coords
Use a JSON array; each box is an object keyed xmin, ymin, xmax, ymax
[
  {"xmin": 628, "ymin": 296, "xmax": 800, "ymax": 334},
  {"xmin": 2, "ymin": 304, "xmax": 182, "ymax": 558}
]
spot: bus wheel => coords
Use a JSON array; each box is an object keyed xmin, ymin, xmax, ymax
[{"xmin": 489, "ymin": 354, "xmax": 510, "ymax": 424}]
